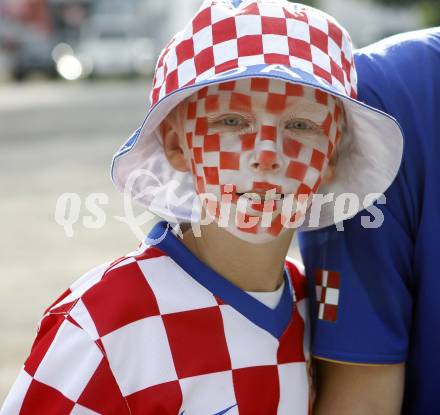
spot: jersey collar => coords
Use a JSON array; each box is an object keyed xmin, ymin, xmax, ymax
[{"xmin": 146, "ymin": 221, "xmax": 293, "ymax": 339}]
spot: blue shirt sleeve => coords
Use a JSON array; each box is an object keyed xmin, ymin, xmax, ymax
[{"xmin": 298, "ymin": 29, "xmax": 440, "ymax": 364}]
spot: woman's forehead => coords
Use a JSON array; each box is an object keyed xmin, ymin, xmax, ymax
[{"xmin": 185, "ymin": 78, "xmax": 339, "ymax": 117}]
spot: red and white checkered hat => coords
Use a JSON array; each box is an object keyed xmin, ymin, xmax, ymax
[{"xmin": 111, "ymin": 0, "xmax": 403, "ymax": 229}]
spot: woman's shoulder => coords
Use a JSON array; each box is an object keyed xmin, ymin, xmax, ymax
[{"xmin": 42, "ymin": 245, "xmax": 171, "ymax": 339}]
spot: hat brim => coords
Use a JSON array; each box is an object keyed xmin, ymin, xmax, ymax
[{"xmin": 111, "ymin": 64, "xmax": 404, "ymax": 230}]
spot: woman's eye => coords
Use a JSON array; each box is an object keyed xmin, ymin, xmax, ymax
[
  {"xmin": 221, "ymin": 117, "xmax": 244, "ymax": 126},
  {"xmin": 209, "ymin": 115, "xmax": 249, "ymax": 130},
  {"xmin": 285, "ymin": 120, "xmax": 313, "ymax": 130}
]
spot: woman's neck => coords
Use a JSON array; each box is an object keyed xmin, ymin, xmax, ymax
[{"xmin": 181, "ymin": 223, "xmax": 295, "ymax": 292}]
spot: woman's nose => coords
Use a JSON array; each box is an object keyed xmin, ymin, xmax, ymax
[{"xmin": 249, "ymin": 138, "xmax": 282, "ymax": 172}]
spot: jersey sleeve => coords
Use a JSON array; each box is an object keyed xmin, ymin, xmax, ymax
[
  {"xmin": 1, "ymin": 305, "xmax": 130, "ymax": 414},
  {"xmin": 298, "ymin": 198, "xmax": 413, "ymax": 364},
  {"xmin": 297, "ymin": 36, "xmax": 427, "ymax": 365}
]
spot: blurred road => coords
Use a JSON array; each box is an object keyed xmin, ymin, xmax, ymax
[
  {"xmin": 0, "ymin": 79, "xmax": 300, "ymax": 404},
  {"xmin": 0, "ymin": 79, "xmax": 152, "ymax": 402}
]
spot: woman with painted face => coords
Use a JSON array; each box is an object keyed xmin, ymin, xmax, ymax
[
  {"xmin": 163, "ymin": 79, "xmax": 344, "ymax": 243},
  {"xmin": 1, "ymin": 1, "xmax": 403, "ymax": 414}
]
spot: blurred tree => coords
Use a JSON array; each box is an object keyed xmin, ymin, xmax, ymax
[{"xmin": 370, "ymin": 0, "xmax": 440, "ymax": 26}]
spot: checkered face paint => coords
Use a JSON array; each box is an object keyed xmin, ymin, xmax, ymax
[{"xmin": 182, "ymin": 78, "xmax": 344, "ymax": 243}]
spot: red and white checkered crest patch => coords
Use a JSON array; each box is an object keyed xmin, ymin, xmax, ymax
[
  {"xmin": 150, "ymin": 0, "xmax": 357, "ymax": 107},
  {"xmin": 315, "ymin": 269, "xmax": 340, "ymax": 322}
]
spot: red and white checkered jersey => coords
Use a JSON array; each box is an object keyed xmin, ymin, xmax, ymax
[{"xmin": 1, "ymin": 226, "xmax": 310, "ymax": 414}]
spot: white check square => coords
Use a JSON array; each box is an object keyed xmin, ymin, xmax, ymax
[
  {"xmin": 235, "ymin": 15, "xmax": 262, "ymax": 37},
  {"xmin": 289, "ymin": 56, "xmax": 313, "ymax": 74},
  {"xmin": 34, "ymin": 320, "xmax": 102, "ymax": 401},
  {"xmin": 286, "ymin": 19, "xmax": 310, "ymax": 42},
  {"xmin": 102, "ymin": 316, "xmax": 177, "ymax": 395},
  {"xmin": 70, "ymin": 299, "xmax": 99, "ymax": 341},
  {"xmin": 325, "ymin": 287, "xmax": 339, "ymax": 306},
  {"xmin": 220, "ymin": 305, "xmax": 278, "ymax": 369},
  {"xmin": 331, "ymin": 76, "xmax": 345, "ymax": 95},
  {"xmin": 153, "ymin": 66, "xmax": 165, "ymax": 88},
  {"xmin": 315, "ymin": 285, "xmax": 322, "ymax": 302},
  {"xmin": 307, "ymin": 13, "xmax": 329, "ymax": 34},
  {"xmin": 138, "ymin": 256, "xmax": 217, "ymax": 315},
  {"xmin": 178, "ymin": 59, "xmax": 197, "ymax": 86},
  {"xmin": 165, "ymin": 49, "xmax": 178, "ymax": 73},
  {"xmin": 71, "ymin": 404, "xmax": 100, "ymax": 415},
  {"xmin": 0, "ymin": 369, "xmax": 33, "ymax": 414},
  {"xmin": 203, "ymin": 151, "xmax": 221, "ymax": 167},
  {"xmin": 278, "ymin": 363, "xmax": 309, "ymax": 415},
  {"xmin": 262, "ymin": 34, "xmax": 289, "ymax": 55},
  {"xmin": 193, "ymin": 26, "xmax": 213, "ymax": 55},
  {"xmin": 211, "ymin": 6, "xmax": 230, "ymax": 24},
  {"xmin": 237, "ymin": 54, "xmax": 265, "ymax": 67},
  {"xmin": 179, "ymin": 371, "xmax": 238, "ymax": 414},
  {"xmin": 213, "ymin": 39, "xmax": 238, "ymax": 65},
  {"xmin": 258, "ymin": 4, "xmax": 285, "ymax": 18},
  {"xmin": 311, "ymin": 45, "xmax": 331, "ymax": 72},
  {"xmin": 328, "ymin": 37, "xmax": 342, "ymax": 66},
  {"xmin": 303, "ymin": 167, "xmax": 321, "ymax": 190}
]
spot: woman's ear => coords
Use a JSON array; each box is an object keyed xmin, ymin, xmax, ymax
[{"xmin": 161, "ymin": 117, "xmax": 191, "ymax": 173}]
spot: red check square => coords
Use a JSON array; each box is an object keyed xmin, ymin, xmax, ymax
[
  {"xmin": 205, "ymin": 95, "xmax": 220, "ymax": 112},
  {"xmin": 212, "ymin": 17, "xmax": 237, "ymax": 44},
  {"xmin": 283, "ymin": 138, "xmax": 302, "ymax": 158},
  {"xmin": 203, "ymin": 166, "xmax": 220, "ymax": 185},
  {"xmin": 233, "ymin": 366, "xmax": 280, "ymax": 413},
  {"xmin": 286, "ymin": 161, "xmax": 308, "ymax": 181},
  {"xmin": 261, "ymin": 125, "xmax": 276, "ymax": 141},
  {"xmin": 286, "ymin": 83, "xmax": 304, "ymax": 96},
  {"xmin": 78, "ymin": 359, "xmax": 128, "ymax": 414},
  {"xmin": 310, "ymin": 26, "xmax": 328, "ymax": 53},
  {"xmin": 20, "ymin": 380, "xmax": 75, "ymax": 415},
  {"xmin": 240, "ymin": 133, "xmax": 257, "ymax": 151},
  {"xmin": 315, "ymin": 89, "xmax": 328, "ymax": 105},
  {"xmin": 193, "ymin": 147, "xmax": 203, "ymax": 164},
  {"xmin": 261, "ymin": 16, "xmax": 287, "ymax": 35},
  {"xmin": 165, "ymin": 70, "xmax": 179, "ymax": 93},
  {"xmin": 186, "ymin": 102, "xmax": 197, "ymax": 120},
  {"xmin": 250, "ymin": 78, "xmax": 269, "ymax": 92},
  {"xmin": 82, "ymin": 262, "xmax": 160, "ymax": 337},
  {"xmin": 220, "ymin": 152, "xmax": 240, "ymax": 170},
  {"xmin": 195, "ymin": 47, "xmax": 215, "ymax": 75},
  {"xmin": 203, "ymin": 133, "xmax": 220, "ymax": 152},
  {"xmin": 237, "ymin": 35, "xmax": 263, "ymax": 56},
  {"xmin": 266, "ymin": 93, "xmax": 287, "ymax": 113},
  {"xmin": 162, "ymin": 307, "xmax": 231, "ymax": 378},
  {"xmin": 328, "ymin": 21, "xmax": 343, "ymax": 46},
  {"xmin": 126, "ymin": 380, "xmax": 183, "ymax": 413},
  {"xmin": 288, "ymin": 38, "xmax": 312, "ymax": 61},
  {"xmin": 176, "ymin": 39, "xmax": 195, "ymax": 63},
  {"xmin": 230, "ymin": 93, "xmax": 251, "ymax": 112},
  {"xmin": 310, "ymin": 149, "xmax": 326, "ymax": 171},
  {"xmin": 192, "ymin": 7, "xmax": 211, "ymax": 33},
  {"xmin": 277, "ymin": 310, "xmax": 306, "ymax": 364}
]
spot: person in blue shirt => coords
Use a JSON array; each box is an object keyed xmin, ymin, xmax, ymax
[{"xmin": 299, "ymin": 28, "xmax": 440, "ymax": 415}]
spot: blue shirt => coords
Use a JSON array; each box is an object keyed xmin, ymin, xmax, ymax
[{"xmin": 298, "ymin": 28, "xmax": 440, "ymax": 415}]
